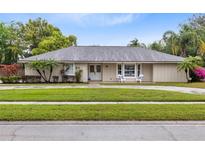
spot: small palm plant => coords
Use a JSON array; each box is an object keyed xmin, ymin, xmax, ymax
[{"xmin": 178, "ymin": 56, "xmax": 203, "ymax": 82}]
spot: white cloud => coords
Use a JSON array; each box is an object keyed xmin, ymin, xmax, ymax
[{"xmin": 58, "ymin": 13, "xmax": 140, "ymax": 27}]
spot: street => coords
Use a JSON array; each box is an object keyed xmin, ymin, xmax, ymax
[{"xmin": 0, "ymin": 121, "xmax": 205, "ymax": 141}]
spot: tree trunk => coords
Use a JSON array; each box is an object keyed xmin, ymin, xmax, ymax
[
  {"xmin": 42, "ymin": 70, "xmax": 48, "ymax": 82},
  {"xmin": 48, "ymin": 66, "xmax": 53, "ymax": 83},
  {"xmin": 36, "ymin": 69, "xmax": 47, "ymax": 82},
  {"xmin": 181, "ymin": 48, "xmax": 187, "ymax": 57},
  {"xmin": 185, "ymin": 69, "xmax": 191, "ymax": 83}
]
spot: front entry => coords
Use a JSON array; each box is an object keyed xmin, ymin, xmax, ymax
[{"xmin": 89, "ymin": 64, "xmax": 102, "ymax": 81}]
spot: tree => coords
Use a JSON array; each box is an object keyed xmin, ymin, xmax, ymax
[
  {"xmin": 21, "ymin": 18, "xmax": 78, "ymax": 56},
  {"xmin": 163, "ymin": 31, "xmax": 181, "ymax": 55},
  {"xmin": 68, "ymin": 35, "xmax": 77, "ymax": 46},
  {"xmin": 154, "ymin": 15, "xmax": 205, "ymax": 57},
  {"xmin": 149, "ymin": 41, "xmax": 164, "ymax": 52},
  {"xmin": 177, "ymin": 56, "xmax": 203, "ymax": 82},
  {"xmin": 0, "ymin": 22, "xmax": 9, "ymax": 63},
  {"xmin": 199, "ymin": 39, "xmax": 205, "ymax": 55},
  {"xmin": 0, "ymin": 22, "xmax": 25, "ymax": 64},
  {"xmin": 29, "ymin": 59, "xmax": 58, "ymax": 83},
  {"xmin": 128, "ymin": 38, "xmax": 146, "ymax": 48},
  {"xmin": 188, "ymin": 14, "xmax": 205, "ymax": 29},
  {"xmin": 178, "ymin": 25, "xmax": 199, "ymax": 57},
  {"xmin": 32, "ymin": 31, "xmax": 70, "ymax": 55},
  {"xmin": 0, "ymin": 19, "xmax": 78, "ymax": 61},
  {"xmin": 162, "ymin": 27, "xmax": 201, "ymax": 57},
  {"xmin": 21, "ymin": 18, "xmax": 59, "ymax": 52}
]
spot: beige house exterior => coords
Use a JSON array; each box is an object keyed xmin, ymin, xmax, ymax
[{"xmin": 19, "ymin": 46, "xmax": 187, "ymax": 83}]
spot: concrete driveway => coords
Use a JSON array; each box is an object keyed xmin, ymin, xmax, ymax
[
  {"xmin": 1, "ymin": 121, "xmax": 205, "ymax": 141},
  {"xmin": 0, "ymin": 84, "xmax": 205, "ymax": 94}
]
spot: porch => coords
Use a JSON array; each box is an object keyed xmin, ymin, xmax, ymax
[{"xmin": 87, "ymin": 63, "xmax": 153, "ymax": 82}]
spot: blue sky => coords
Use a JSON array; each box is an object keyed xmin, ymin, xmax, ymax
[{"xmin": 0, "ymin": 13, "xmax": 195, "ymax": 45}]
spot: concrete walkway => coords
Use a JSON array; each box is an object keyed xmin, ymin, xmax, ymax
[
  {"xmin": 0, "ymin": 84, "xmax": 205, "ymax": 94},
  {"xmin": 0, "ymin": 101, "xmax": 205, "ymax": 104},
  {"xmin": 1, "ymin": 121, "xmax": 205, "ymax": 140}
]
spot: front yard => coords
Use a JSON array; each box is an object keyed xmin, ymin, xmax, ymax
[
  {"xmin": 0, "ymin": 88, "xmax": 205, "ymax": 121},
  {"xmin": 1, "ymin": 104, "xmax": 205, "ymax": 121},
  {"xmin": 0, "ymin": 88, "xmax": 205, "ymax": 102}
]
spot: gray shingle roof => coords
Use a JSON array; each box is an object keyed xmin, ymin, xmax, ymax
[{"xmin": 19, "ymin": 46, "xmax": 184, "ymax": 63}]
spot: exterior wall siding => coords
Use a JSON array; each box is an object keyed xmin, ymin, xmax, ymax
[
  {"xmin": 102, "ymin": 63, "xmax": 153, "ymax": 82},
  {"xmin": 25, "ymin": 64, "xmax": 63, "ymax": 82},
  {"xmin": 142, "ymin": 64, "xmax": 153, "ymax": 82},
  {"xmin": 102, "ymin": 64, "xmax": 116, "ymax": 82},
  {"xmin": 24, "ymin": 62, "xmax": 186, "ymax": 83},
  {"xmin": 25, "ymin": 63, "xmax": 88, "ymax": 82},
  {"xmin": 153, "ymin": 63, "xmax": 187, "ymax": 82},
  {"xmin": 75, "ymin": 63, "xmax": 88, "ymax": 82}
]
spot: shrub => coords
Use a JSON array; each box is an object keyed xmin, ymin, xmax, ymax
[
  {"xmin": 0, "ymin": 64, "xmax": 21, "ymax": 76},
  {"xmin": 193, "ymin": 67, "xmax": 205, "ymax": 80},
  {"xmin": 0, "ymin": 76, "xmax": 21, "ymax": 83},
  {"xmin": 190, "ymin": 70, "xmax": 201, "ymax": 82},
  {"xmin": 75, "ymin": 70, "xmax": 82, "ymax": 83}
]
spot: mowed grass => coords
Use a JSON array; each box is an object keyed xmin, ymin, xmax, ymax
[
  {"xmin": 1, "ymin": 104, "xmax": 205, "ymax": 121},
  {"xmin": 0, "ymin": 88, "xmax": 205, "ymax": 101},
  {"xmin": 101, "ymin": 82, "xmax": 205, "ymax": 88},
  {"xmin": 0, "ymin": 83, "xmax": 87, "ymax": 86}
]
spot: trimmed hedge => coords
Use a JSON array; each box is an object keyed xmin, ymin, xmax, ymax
[{"xmin": 0, "ymin": 76, "xmax": 21, "ymax": 83}]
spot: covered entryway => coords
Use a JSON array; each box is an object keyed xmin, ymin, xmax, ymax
[{"xmin": 88, "ymin": 64, "xmax": 102, "ymax": 81}]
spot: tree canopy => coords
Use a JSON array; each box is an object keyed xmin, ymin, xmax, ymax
[
  {"xmin": 128, "ymin": 14, "xmax": 205, "ymax": 58},
  {"xmin": 148, "ymin": 41, "xmax": 164, "ymax": 52},
  {"xmin": 0, "ymin": 18, "xmax": 77, "ymax": 64},
  {"xmin": 0, "ymin": 22, "xmax": 25, "ymax": 64},
  {"xmin": 128, "ymin": 38, "xmax": 146, "ymax": 48},
  {"xmin": 21, "ymin": 18, "xmax": 77, "ymax": 56}
]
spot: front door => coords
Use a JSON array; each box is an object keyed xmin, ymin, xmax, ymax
[{"xmin": 89, "ymin": 64, "xmax": 102, "ymax": 80}]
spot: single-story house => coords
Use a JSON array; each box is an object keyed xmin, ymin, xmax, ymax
[{"xmin": 18, "ymin": 46, "xmax": 187, "ymax": 82}]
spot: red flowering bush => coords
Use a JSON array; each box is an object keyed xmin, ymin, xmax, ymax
[
  {"xmin": 193, "ymin": 67, "xmax": 205, "ymax": 79},
  {"xmin": 0, "ymin": 64, "xmax": 21, "ymax": 77},
  {"xmin": 0, "ymin": 64, "xmax": 22, "ymax": 83}
]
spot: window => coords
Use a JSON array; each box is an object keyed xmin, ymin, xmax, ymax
[
  {"xmin": 64, "ymin": 64, "xmax": 75, "ymax": 75},
  {"xmin": 124, "ymin": 64, "xmax": 135, "ymax": 77},
  {"xmin": 90, "ymin": 65, "xmax": 94, "ymax": 73},
  {"xmin": 96, "ymin": 65, "xmax": 101, "ymax": 73},
  {"xmin": 117, "ymin": 64, "xmax": 122, "ymax": 75}
]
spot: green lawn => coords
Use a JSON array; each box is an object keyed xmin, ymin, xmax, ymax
[
  {"xmin": 101, "ymin": 82, "xmax": 205, "ymax": 88},
  {"xmin": 0, "ymin": 83, "xmax": 88, "ymax": 86},
  {"xmin": 0, "ymin": 88, "xmax": 205, "ymax": 102},
  {"xmin": 1, "ymin": 104, "xmax": 205, "ymax": 121}
]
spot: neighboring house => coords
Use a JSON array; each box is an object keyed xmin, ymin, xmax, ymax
[{"xmin": 18, "ymin": 46, "xmax": 187, "ymax": 82}]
